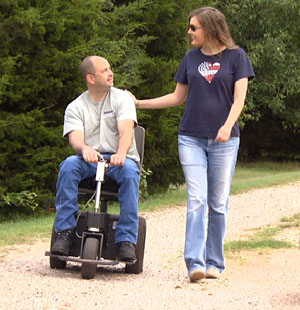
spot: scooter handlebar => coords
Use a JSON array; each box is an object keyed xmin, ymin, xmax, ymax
[
  {"xmin": 99, "ymin": 156, "xmax": 110, "ymax": 164},
  {"xmin": 96, "ymin": 157, "xmax": 110, "ymax": 181}
]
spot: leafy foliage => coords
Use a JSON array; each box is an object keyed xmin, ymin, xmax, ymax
[
  {"xmin": 0, "ymin": 0, "xmax": 151, "ymax": 200},
  {"xmin": 129, "ymin": 0, "xmax": 215, "ymax": 193},
  {"xmin": 0, "ymin": 109, "xmax": 70, "ymax": 195},
  {"xmin": 218, "ymin": 0, "xmax": 300, "ymax": 160},
  {"xmin": 1, "ymin": 0, "xmax": 300, "ymax": 217},
  {"xmin": 0, "ymin": 0, "xmax": 213, "ymax": 203},
  {"xmin": 0, "ymin": 191, "xmax": 39, "ymax": 212}
]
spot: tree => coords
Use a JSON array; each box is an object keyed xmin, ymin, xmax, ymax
[
  {"xmin": 218, "ymin": 0, "xmax": 300, "ymax": 160},
  {"xmin": 0, "ymin": 0, "xmax": 151, "ymax": 199},
  {"xmin": 0, "ymin": 0, "xmax": 214, "ymax": 201},
  {"xmin": 128, "ymin": 0, "xmax": 215, "ymax": 193},
  {"xmin": 4, "ymin": 0, "xmax": 299, "ymax": 216}
]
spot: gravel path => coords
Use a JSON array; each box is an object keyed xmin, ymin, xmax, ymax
[{"xmin": 0, "ymin": 181, "xmax": 300, "ymax": 310}]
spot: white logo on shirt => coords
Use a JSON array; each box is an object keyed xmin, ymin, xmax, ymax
[
  {"xmin": 103, "ymin": 110, "xmax": 115, "ymax": 119},
  {"xmin": 198, "ymin": 62, "xmax": 220, "ymax": 83}
]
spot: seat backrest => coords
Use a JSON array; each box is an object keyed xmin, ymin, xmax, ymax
[{"xmin": 134, "ymin": 125, "xmax": 145, "ymax": 170}]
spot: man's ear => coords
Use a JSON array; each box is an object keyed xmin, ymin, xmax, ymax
[{"xmin": 86, "ymin": 74, "xmax": 95, "ymax": 84}]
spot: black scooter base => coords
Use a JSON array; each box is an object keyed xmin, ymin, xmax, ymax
[{"xmin": 45, "ymin": 251, "xmax": 136, "ymax": 265}]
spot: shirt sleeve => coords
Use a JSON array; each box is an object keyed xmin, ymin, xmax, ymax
[
  {"xmin": 63, "ymin": 102, "xmax": 84, "ymax": 137},
  {"xmin": 235, "ymin": 48, "xmax": 255, "ymax": 82},
  {"xmin": 114, "ymin": 90, "xmax": 137, "ymax": 125},
  {"xmin": 174, "ymin": 53, "xmax": 188, "ymax": 84}
]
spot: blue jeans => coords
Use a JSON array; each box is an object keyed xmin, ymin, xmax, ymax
[
  {"xmin": 178, "ymin": 135, "xmax": 239, "ymax": 274},
  {"xmin": 54, "ymin": 154, "xmax": 140, "ymax": 244}
]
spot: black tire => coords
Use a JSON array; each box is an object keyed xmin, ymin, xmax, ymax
[
  {"xmin": 125, "ymin": 216, "xmax": 146, "ymax": 274},
  {"xmin": 50, "ymin": 225, "xmax": 67, "ymax": 269},
  {"xmin": 81, "ymin": 237, "xmax": 99, "ymax": 279}
]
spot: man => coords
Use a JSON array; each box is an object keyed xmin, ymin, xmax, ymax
[{"xmin": 51, "ymin": 56, "xmax": 140, "ymax": 262}]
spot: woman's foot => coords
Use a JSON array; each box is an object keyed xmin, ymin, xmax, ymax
[
  {"xmin": 205, "ymin": 267, "xmax": 220, "ymax": 279},
  {"xmin": 189, "ymin": 269, "xmax": 205, "ymax": 282}
]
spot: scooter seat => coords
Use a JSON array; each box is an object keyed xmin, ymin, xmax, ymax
[{"xmin": 78, "ymin": 175, "xmax": 120, "ymax": 201}]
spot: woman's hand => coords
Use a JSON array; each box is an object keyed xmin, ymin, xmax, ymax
[
  {"xmin": 125, "ymin": 90, "xmax": 138, "ymax": 107},
  {"xmin": 215, "ymin": 125, "xmax": 231, "ymax": 143}
]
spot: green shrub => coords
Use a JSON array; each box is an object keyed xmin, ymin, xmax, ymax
[
  {"xmin": 0, "ymin": 190, "xmax": 55, "ymax": 221},
  {"xmin": 0, "ymin": 191, "xmax": 39, "ymax": 213},
  {"xmin": 219, "ymin": 0, "xmax": 300, "ymax": 161}
]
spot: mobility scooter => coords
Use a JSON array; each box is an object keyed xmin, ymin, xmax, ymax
[{"xmin": 45, "ymin": 126, "xmax": 146, "ymax": 279}]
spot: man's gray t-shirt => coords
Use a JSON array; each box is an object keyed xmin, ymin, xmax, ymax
[{"xmin": 63, "ymin": 87, "xmax": 139, "ymax": 163}]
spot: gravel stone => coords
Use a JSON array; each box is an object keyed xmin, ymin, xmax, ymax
[{"xmin": 0, "ymin": 181, "xmax": 299, "ymax": 310}]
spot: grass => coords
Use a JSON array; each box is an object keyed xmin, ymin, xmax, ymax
[
  {"xmin": 225, "ymin": 213, "xmax": 300, "ymax": 253},
  {"xmin": 225, "ymin": 239, "xmax": 293, "ymax": 252},
  {"xmin": 225, "ymin": 228, "xmax": 292, "ymax": 253},
  {"xmin": 141, "ymin": 160, "xmax": 300, "ymax": 212},
  {"xmin": 280, "ymin": 213, "xmax": 300, "ymax": 227},
  {"xmin": 231, "ymin": 161, "xmax": 300, "ymax": 194},
  {"xmin": 1, "ymin": 161, "xmax": 300, "ymax": 248},
  {"xmin": 0, "ymin": 214, "xmax": 55, "ymax": 247}
]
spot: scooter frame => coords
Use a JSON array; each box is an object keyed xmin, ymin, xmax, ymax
[{"xmin": 45, "ymin": 158, "xmax": 146, "ymax": 279}]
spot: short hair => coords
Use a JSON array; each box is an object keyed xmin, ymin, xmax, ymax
[{"xmin": 80, "ymin": 56, "xmax": 96, "ymax": 82}]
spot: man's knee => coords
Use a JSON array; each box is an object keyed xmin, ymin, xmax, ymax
[
  {"xmin": 121, "ymin": 160, "xmax": 140, "ymax": 182},
  {"xmin": 109, "ymin": 160, "xmax": 140, "ymax": 186},
  {"xmin": 59, "ymin": 155, "xmax": 81, "ymax": 172}
]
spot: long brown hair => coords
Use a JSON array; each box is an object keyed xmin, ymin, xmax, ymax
[{"xmin": 189, "ymin": 7, "xmax": 238, "ymax": 49}]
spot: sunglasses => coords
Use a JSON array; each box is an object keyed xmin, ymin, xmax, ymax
[{"xmin": 189, "ymin": 24, "xmax": 203, "ymax": 32}]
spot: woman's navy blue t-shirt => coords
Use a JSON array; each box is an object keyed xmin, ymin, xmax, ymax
[{"xmin": 175, "ymin": 48, "xmax": 255, "ymax": 139}]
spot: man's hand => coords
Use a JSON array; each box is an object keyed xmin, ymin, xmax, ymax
[
  {"xmin": 82, "ymin": 146, "xmax": 102, "ymax": 163},
  {"xmin": 68, "ymin": 130, "xmax": 101, "ymax": 163},
  {"xmin": 110, "ymin": 153, "xmax": 126, "ymax": 166},
  {"xmin": 110, "ymin": 119, "xmax": 134, "ymax": 166}
]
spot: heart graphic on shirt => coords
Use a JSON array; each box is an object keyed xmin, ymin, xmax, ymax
[{"xmin": 198, "ymin": 62, "xmax": 220, "ymax": 83}]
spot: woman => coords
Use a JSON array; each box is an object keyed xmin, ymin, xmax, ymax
[{"xmin": 132, "ymin": 7, "xmax": 254, "ymax": 282}]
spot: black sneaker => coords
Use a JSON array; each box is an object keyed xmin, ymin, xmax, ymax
[
  {"xmin": 115, "ymin": 241, "xmax": 136, "ymax": 263},
  {"xmin": 51, "ymin": 228, "xmax": 74, "ymax": 256}
]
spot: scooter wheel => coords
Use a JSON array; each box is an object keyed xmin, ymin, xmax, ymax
[
  {"xmin": 125, "ymin": 216, "xmax": 146, "ymax": 274},
  {"xmin": 81, "ymin": 237, "xmax": 99, "ymax": 279}
]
